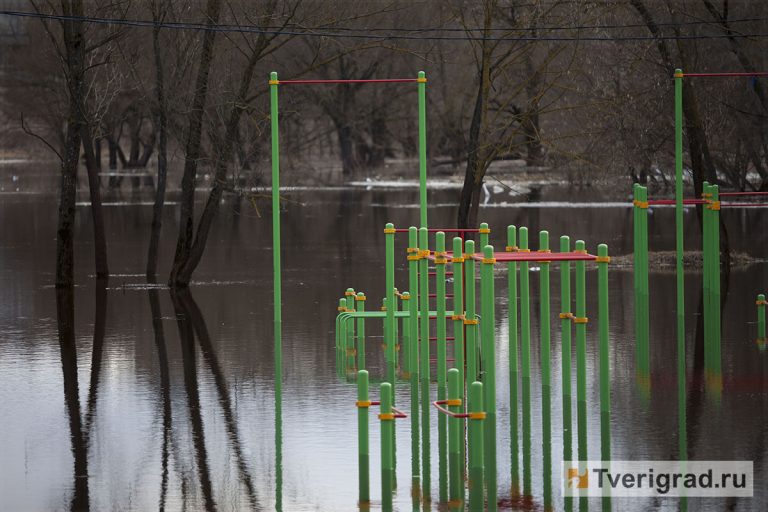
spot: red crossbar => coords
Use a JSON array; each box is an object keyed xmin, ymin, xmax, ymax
[
  {"xmin": 393, "ymin": 228, "xmax": 481, "ymax": 233},
  {"xmin": 681, "ymin": 72, "xmax": 768, "ymax": 78},
  {"xmin": 473, "ymin": 251, "xmax": 597, "ymax": 262},
  {"xmin": 719, "ymin": 191, "xmax": 768, "ymax": 197},
  {"xmin": 647, "ymin": 199, "xmax": 707, "ymax": 205},
  {"xmin": 277, "ymin": 78, "xmax": 420, "ymax": 84},
  {"xmin": 646, "ymin": 199, "xmax": 768, "ymax": 207}
]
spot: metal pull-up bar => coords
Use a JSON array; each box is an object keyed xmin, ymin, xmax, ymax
[
  {"xmin": 675, "ymin": 72, "xmax": 768, "ymax": 78},
  {"xmin": 269, "ymin": 71, "xmax": 429, "ymax": 382},
  {"xmin": 271, "ymin": 78, "xmax": 424, "ymax": 85}
]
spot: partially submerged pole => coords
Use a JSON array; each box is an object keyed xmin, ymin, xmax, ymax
[
  {"xmin": 436, "ymin": 232, "xmax": 448, "ymax": 502},
  {"xmin": 269, "ymin": 71, "xmax": 283, "ymax": 382},
  {"xmin": 674, "ymin": 68, "xmax": 688, "ymax": 462},
  {"xmin": 481, "ymin": 244, "xmax": 497, "ymax": 510},
  {"xmin": 539, "ymin": 231, "xmax": 552, "ymax": 510},
  {"xmin": 468, "ymin": 381, "xmax": 485, "ymax": 512},
  {"xmin": 357, "ymin": 370, "xmax": 370, "ymax": 504},
  {"xmin": 519, "ymin": 227, "xmax": 532, "ymax": 496},
  {"xmin": 507, "ymin": 226, "xmax": 520, "ymax": 492}
]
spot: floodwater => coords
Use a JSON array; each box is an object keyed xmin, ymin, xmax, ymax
[{"xmin": 1, "ymin": 180, "xmax": 767, "ymax": 511}]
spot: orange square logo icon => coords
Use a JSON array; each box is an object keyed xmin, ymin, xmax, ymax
[{"xmin": 567, "ymin": 468, "xmax": 588, "ymax": 489}]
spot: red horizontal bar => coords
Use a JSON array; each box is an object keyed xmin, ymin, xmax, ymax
[
  {"xmin": 719, "ymin": 191, "xmax": 768, "ymax": 196},
  {"xmin": 646, "ymin": 199, "xmax": 768, "ymax": 207},
  {"xmin": 393, "ymin": 228, "xmax": 480, "ymax": 233},
  {"xmin": 429, "ymin": 336, "xmax": 456, "ymax": 340},
  {"xmin": 428, "ymin": 271, "xmax": 454, "ymax": 276},
  {"xmin": 647, "ymin": 199, "xmax": 707, "ymax": 205},
  {"xmin": 428, "ymin": 293, "xmax": 454, "ymax": 297},
  {"xmin": 474, "ymin": 251, "xmax": 597, "ymax": 262},
  {"xmin": 681, "ymin": 72, "xmax": 768, "ymax": 78},
  {"xmin": 277, "ymin": 78, "xmax": 419, "ymax": 84}
]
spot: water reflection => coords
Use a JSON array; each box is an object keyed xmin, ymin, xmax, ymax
[
  {"xmin": 2, "ymin": 190, "xmax": 767, "ymax": 511},
  {"xmin": 56, "ymin": 287, "xmax": 90, "ymax": 512},
  {"xmin": 147, "ymin": 285, "xmax": 171, "ymax": 511},
  {"xmin": 171, "ymin": 289, "xmax": 262, "ymax": 511}
]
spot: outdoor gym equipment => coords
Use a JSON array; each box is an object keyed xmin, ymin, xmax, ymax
[
  {"xmin": 269, "ymin": 71, "xmax": 429, "ymax": 386},
  {"xmin": 633, "ymin": 69, "xmax": 768, "ymax": 384},
  {"xmin": 336, "ymin": 223, "xmax": 611, "ymax": 510}
]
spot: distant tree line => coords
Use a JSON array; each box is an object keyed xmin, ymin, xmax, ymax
[{"xmin": 3, "ymin": 0, "xmax": 766, "ymax": 287}]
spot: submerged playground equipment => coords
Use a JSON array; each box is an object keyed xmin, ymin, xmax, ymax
[
  {"xmin": 268, "ymin": 69, "xmax": 766, "ymax": 510},
  {"xmin": 633, "ymin": 69, "xmax": 768, "ymax": 384},
  {"xmin": 335, "ymin": 224, "xmax": 611, "ymax": 510}
]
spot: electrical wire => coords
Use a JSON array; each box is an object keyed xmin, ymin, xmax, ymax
[{"xmin": 2, "ymin": 10, "xmax": 768, "ymax": 42}]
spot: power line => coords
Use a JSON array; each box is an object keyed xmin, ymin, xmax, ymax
[
  {"xmin": 2, "ymin": 10, "xmax": 767, "ymax": 42},
  {"xmin": 303, "ymin": 16, "xmax": 768, "ymax": 33}
]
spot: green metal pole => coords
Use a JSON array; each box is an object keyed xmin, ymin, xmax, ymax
[
  {"xmin": 468, "ymin": 381, "xmax": 485, "ymax": 512},
  {"xmin": 407, "ymin": 227, "xmax": 421, "ymax": 497},
  {"xmin": 703, "ymin": 182, "xmax": 712, "ymax": 373},
  {"xmin": 639, "ymin": 185, "xmax": 650, "ymax": 381},
  {"xmin": 507, "ymin": 226, "xmax": 520, "ymax": 494},
  {"xmin": 380, "ymin": 382, "xmax": 394, "ymax": 510},
  {"xmin": 337, "ymin": 298, "xmax": 347, "ymax": 376},
  {"xmin": 559, "ymin": 235, "xmax": 572, "ymax": 512},
  {"xmin": 519, "ymin": 227, "xmax": 532, "ymax": 496},
  {"xmin": 560, "ymin": 235, "xmax": 572, "ymax": 433},
  {"xmin": 448, "ymin": 368, "xmax": 462, "ymax": 503},
  {"xmin": 711, "ymin": 185, "xmax": 722, "ymax": 377},
  {"xmin": 538, "ymin": 231, "xmax": 552, "ymax": 511},
  {"xmin": 408, "ymin": 227, "xmax": 421, "ymax": 378},
  {"xmin": 394, "ymin": 290, "xmax": 400, "ymax": 366},
  {"xmin": 346, "ymin": 288, "xmax": 356, "ymax": 370},
  {"xmin": 757, "ymin": 294, "xmax": 767, "ymax": 342},
  {"xmin": 451, "ymin": 236, "xmax": 466, "ymax": 470},
  {"xmin": 575, "ymin": 240, "xmax": 588, "ymax": 462},
  {"xmin": 269, "ymin": 71, "xmax": 283, "ymax": 383},
  {"xmin": 674, "ymin": 69, "xmax": 688, "ymax": 464},
  {"xmin": 574, "ymin": 239, "xmax": 588, "ymax": 512},
  {"xmin": 597, "ymin": 244, "xmax": 611, "ymax": 462},
  {"xmin": 479, "ymin": 222, "xmax": 490, "ymax": 249},
  {"xmin": 481, "ymin": 244, "xmax": 497, "ymax": 511},
  {"xmin": 385, "ymin": 224, "xmax": 396, "ymax": 390},
  {"xmin": 418, "ymin": 71, "xmax": 428, "ymax": 229},
  {"xmin": 357, "ymin": 293, "xmax": 366, "ymax": 370},
  {"xmin": 465, "ymin": 240, "xmax": 478, "ymax": 383},
  {"xmin": 358, "ymin": 370, "xmax": 370, "ymax": 504},
  {"xmin": 633, "ymin": 184, "xmax": 650, "ymax": 378},
  {"xmin": 402, "ymin": 292, "xmax": 411, "ymax": 379},
  {"xmin": 436, "ymin": 232, "xmax": 448, "ymax": 502},
  {"xmin": 419, "ymin": 226, "xmax": 431, "ymax": 500}
]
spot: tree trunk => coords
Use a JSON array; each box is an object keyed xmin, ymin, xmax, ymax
[
  {"xmin": 457, "ymin": 7, "xmax": 493, "ymax": 230},
  {"xmin": 56, "ymin": 116, "xmax": 80, "ymax": 288},
  {"xmin": 174, "ymin": 35, "xmax": 267, "ymax": 286},
  {"xmin": 80, "ymin": 123, "xmax": 109, "ymax": 279},
  {"xmin": 169, "ymin": 0, "xmax": 222, "ymax": 287},
  {"xmin": 56, "ymin": 0, "xmax": 86, "ymax": 288},
  {"xmin": 147, "ymin": 11, "xmax": 169, "ymax": 278}
]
